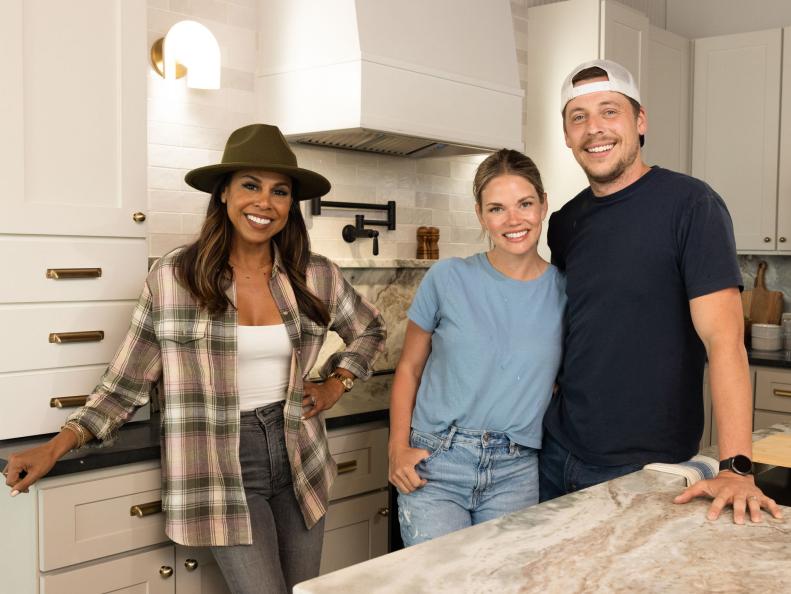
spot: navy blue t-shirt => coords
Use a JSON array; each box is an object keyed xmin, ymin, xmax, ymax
[{"xmin": 545, "ymin": 166, "xmax": 742, "ymax": 466}]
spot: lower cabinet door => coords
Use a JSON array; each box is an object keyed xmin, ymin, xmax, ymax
[
  {"xmin": 319, "ymin": 489, "xmax": 389, "ymax": 575},
  {"xmin": 754, "ymin": 409, "xmax": 791, "ymax": 430},
  {"xmin": 40, "ymin": 545, "xmax": 175, "ymax": 594},
  {"xmin": 175, "ymin": 546, "xmax": 231, "ymax": 594}
]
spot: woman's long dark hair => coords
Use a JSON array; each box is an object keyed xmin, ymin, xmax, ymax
[{"xmin": 174, "ymin": 174, "xmax": 330, "ymax": 325}]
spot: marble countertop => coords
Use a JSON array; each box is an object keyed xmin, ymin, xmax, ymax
[
  {"xmin": 0, "ymin": 373, "xmax": 392, "ymax": 476},
  {"xmin": 295, "ymin": 424, "xmax": 791, "ymax": 594}
]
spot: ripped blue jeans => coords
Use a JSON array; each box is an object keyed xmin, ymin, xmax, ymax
[{"xmin": 397, "ymin": 426, "xmax": 539, "ymax": 546}]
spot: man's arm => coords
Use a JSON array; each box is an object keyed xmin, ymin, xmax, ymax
[{"xmin": 674, "ymin": 287, "xmax": 782, "ymax": 523}]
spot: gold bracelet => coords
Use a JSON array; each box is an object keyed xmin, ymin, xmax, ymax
[{"xmin": 61, "ymin": 422, "xmax": 90, "ymax": 449}]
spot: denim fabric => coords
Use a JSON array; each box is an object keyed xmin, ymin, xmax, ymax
[
  {"xmin": 398, "ymin": 426, "xmax": 539, "ymax": 546},
  {"xmin": 538, "ymin": 430, "xmax": 644, "ymax": 502},
  {"xmin": 210, "ymin": 402, "xmax": 325, "ymax": 594}
]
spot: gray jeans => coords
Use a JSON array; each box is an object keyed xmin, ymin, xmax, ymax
[{"xmin": 210, "ymin": 402, "xmax": 325, "ymax": 594}]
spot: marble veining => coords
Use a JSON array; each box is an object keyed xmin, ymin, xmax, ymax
[
  {"xmin": 311, "ymin": 266, "xmax": 429, "ymax": 373},
  {"xmin": 295, "ymin": 424, "xmax": 791, "ymax": 594}
]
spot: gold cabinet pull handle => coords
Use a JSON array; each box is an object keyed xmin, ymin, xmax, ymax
[
  {"xmin": 130, "ymin": 501, "xmax": 162, "ymax": 518},
  {"xmin": 50, "ymin": 395, "xmax": 89, "ymax": 409},
  {"xmin": 184, "ymin": 559, "xmax": 199, "ymax": 572},
  {"xmin": 377, "ymin": 507, "xmax": 389, "ymax": 517},
  {"xmin": 133, "ymin": 212, "xmax": 147, "ymax": 223},
  {"xmin": 49, "ymin": 331, "xmax": 104, "ymax": 344},
  {"xmin": 773, "ymin": 389, "xmax": 791, "ymax": 398},
  {"xmin": 159, "ymin": 566, "xmax": 173, "ymax": 578},
  {"xmin": 337, "ymin": 460, "xmax": 357, "ymax": 475},
  {"xmin": 46, "ymin": 268, "xmax": 102, "ymax": 280}
]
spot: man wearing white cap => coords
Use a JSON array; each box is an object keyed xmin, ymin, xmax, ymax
[{"xmin": 540, "ymin": 59, "xmax": 782, "ymax": 523}]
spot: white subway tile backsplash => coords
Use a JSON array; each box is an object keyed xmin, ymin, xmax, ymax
[
  {"xmin": 148, "ymin": 212, "xmax": 183, "ymax": 234},
  {"xmin": 149, "ymin": 167, "xmax": 188, "ymax": 191},
  {"xmin": 417, "ymin": 159, "xmax": 451, "ymax": 177}
]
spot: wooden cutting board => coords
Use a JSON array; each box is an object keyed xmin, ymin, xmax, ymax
[
  {"xmin": 749, "ymin": 260, "xmax": 784, "ymax": 325},
  {"xmin": 752, "ymin": 433, "xmax": 791, "ymax": 467}
]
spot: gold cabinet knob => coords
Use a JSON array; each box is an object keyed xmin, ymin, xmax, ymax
[
  {"xmin": 764, "ymin": 236, "xmax": 772, "ymax": 242},
  {"xmin": 780, "ymin": 237, "xmax": 787, "ymax": 243},
  {"xmin": 377, "ymin": 507, "xmax": 389, "ymax": 517},
  {"xmin": 184, "ymin": 559, "xmax": 199, "ymax": 572},
  {"xmin": 133, "ymin": 212, "xmax": 147, "ymax": 223},
  {"xmin": 159, "ymin": 566, "xmax": 174, "ymax": 578}
]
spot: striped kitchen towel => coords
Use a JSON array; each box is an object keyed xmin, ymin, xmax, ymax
[{"xmin": 644, "ymin": 455, "xmax": 719, "ymax": 486}]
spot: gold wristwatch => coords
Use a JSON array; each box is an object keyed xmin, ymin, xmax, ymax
[{"xmin": 328, "ymin": 372, "xmax": 354, "ymax": 392}]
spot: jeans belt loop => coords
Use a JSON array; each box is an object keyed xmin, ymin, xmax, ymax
[
  {"xmin": 443, "ymin": 426, "xmax": 458, "ymax": 450},
  {"xmin": 509, "ymin": 440, "xmax": 517, "ymax": 455}
]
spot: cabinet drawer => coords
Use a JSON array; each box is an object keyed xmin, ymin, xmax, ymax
[
  {"xmin": 320, "ymin": 489, "xmax": 389, "ymax": 575},
  {"xmin": 40, "ymin": 544, "xmax": 174, "ymax": 594},
  {"xmin": 39, "ymin": 463, "xmax": 168, "ymax": 571},
  {"xmin": 755, "ymin": 368, "xmax": 791, "ymax": 414},
  {"xmin": 754, "ymin": 409, "xmax": 791, "ymax": 431},
  {"xmin": 327, "ymin": 425, "xmax": 388, "ymax": 501},
  {"xmin": 0, "ymin": 365, "xmax": 149, "ymax": 440},
  {"xmin": 0, "ymin": 236, "xmax": 147, "ymax": 303},
  {"xmin": 0, "ymin": 301, "xmax": 136, "ymax": 373}
]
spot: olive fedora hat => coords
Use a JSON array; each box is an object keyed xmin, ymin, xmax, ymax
[{"xmin": 184, "ymin": 124, "xmax": 331, "ymax": 200}]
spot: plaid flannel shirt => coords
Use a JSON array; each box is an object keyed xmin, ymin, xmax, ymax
[{"xmin": 68, "ymin": 246, "xmax": 385, "ymax": 546}]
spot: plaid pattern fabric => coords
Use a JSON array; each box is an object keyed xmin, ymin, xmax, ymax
[{"xmin": 69, "ymin": 246, "xmax": 386, "ymax": 546}]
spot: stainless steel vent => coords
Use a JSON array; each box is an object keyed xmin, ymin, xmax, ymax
[{"xmin": 291, "ymin": 129, "xmax": 492, "ymax": 159}]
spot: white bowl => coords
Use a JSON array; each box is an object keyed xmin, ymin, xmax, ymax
[
  {"xmin": 752, "ymin": 334, "xmax": 782, "ymax": 351},
  {"xmin": 751, "ymin": 323, "xmax": 782, "ymax": 338}
]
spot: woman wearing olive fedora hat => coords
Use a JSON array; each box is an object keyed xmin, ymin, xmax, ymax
[{"xmin": 3, "ymin": 124, "xmax": 386, "ymax": 593}]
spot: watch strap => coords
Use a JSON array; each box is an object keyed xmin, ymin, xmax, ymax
[{"xmin": 328, "ymin": 372, "xmax": 354, "ymax": 392}]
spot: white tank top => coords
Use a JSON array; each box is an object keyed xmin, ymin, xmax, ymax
[{"xmin": 237, "ymin": 324, "xmax": 292, "ymax": 411}]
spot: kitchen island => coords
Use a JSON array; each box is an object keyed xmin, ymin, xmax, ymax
[{"xmin": 294, "ymin": 423, "xmax": 791, "ymax": 594}]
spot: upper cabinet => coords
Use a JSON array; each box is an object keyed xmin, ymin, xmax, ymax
[
  {"xmin": 692, "ymin": 28, "xmax": 791, "ymax": 254},
  {"xmin": 526, "ymin": 0, "xmax": 650, "ymax": 257},
  {"xmin": 643, "ymin": 26, "xmax": 691, "ymax": 175},
  {"xmin": 0, "ymin": 0, "xmax": 147, "ymax": 237}
]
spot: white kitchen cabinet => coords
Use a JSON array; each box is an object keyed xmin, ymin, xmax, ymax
[
  {"xmin": 321, "ymin": 422, "xmax": 390, "ymax": 574},
  {"xmin": 526, "ymin": 0, "xmax": 650, "ymax": 258},
  {"xmin": 643, "ymin": 25, "xmax": 691, "ymax": 174},
  {"xmin": 320, "ymin": 490, "xmax": 389, "ymax": 575},
  {"xmin": 754, "ymin": 366, "xmax": 791, "ymax": 430},
  {"xmin": 40, "ymin": 545, "xmax": 176, "ymax": 594},
  {"xmin": 692, "ymin": 28, "xmax": 791, "ymax": 254},
  {"xmin": 0, "ymin": 424, "xmax": 390, "ymax": 592},
  {"xmin": 174, "ymin": 546, "xmax": 231, "ymax": 594},
  {"xmin": 0, "ymin": 0, "xmax": 147, "ymax": 237},
  {"xmin": 0, "ymin": 0, "xmax": 149, "ymax": 440}
]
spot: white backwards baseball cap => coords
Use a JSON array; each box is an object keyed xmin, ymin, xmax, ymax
[{"xmin": 560, "ymin": 59, "xmax": 641, "ymax": 111}]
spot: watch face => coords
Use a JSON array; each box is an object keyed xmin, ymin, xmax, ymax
[{"xmin": 732, "ymin": 455, "xmax": 753, "ymax": 475}]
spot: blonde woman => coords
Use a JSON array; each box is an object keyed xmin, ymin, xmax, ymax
[{"xmin": 388, "ymin": 149, "xmax": 565, "ymax": 545}]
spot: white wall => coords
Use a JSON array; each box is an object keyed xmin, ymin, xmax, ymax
[
  {"xmin": 667, "ymin": 0, "xmax": 791, "ymax": 39},
  {"xmin": 146, "ymin": 0, "xmax": 534, "ymax": 260}
]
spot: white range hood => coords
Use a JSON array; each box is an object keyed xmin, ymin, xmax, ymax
[{"xmin": 256, "ymin": 0, "xmax": 524, "ymax": 158}]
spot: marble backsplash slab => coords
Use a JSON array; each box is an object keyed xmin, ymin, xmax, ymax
[
  {"xmin": 739, "ymin": 255, "xmax": 791, "ymax": 313},
  {"xmin": 311, "ymin": 264, "xmax": 430, "ymax": 376}
]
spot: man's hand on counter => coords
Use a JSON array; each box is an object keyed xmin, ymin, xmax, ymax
[{"xmin": 673, "ymin": 472, "xmax": 784, "ymax": 524}]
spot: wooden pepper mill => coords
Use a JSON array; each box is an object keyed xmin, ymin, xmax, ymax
[{"xmin": 416, "ymin": 226, "xmax": 440, "ymax": 259}]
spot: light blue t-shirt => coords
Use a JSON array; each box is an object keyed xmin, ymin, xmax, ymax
[{"xmin": 408, "ymin": 253, "xmax": 566, "ymax": 448}]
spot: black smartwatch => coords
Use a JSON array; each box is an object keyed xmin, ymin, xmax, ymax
[{"xmin": 719, "ymin": 455, "xmax": 753, "ymax": 476}]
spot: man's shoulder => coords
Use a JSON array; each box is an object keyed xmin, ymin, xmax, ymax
[{"xmin": 647, "ymin": 167, "xmax": 714, "ymax": 197}]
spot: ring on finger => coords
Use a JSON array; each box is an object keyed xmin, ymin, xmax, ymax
[
  {"xmin": 748, "ymin": 495, "xmax": 759, "ymax": 502},
  {"xmin": 310, "ymin": 396, "xmax": 316, "ymax": 406}
]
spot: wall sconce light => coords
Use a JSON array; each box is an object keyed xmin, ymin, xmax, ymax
[{"xmin": 150, "ymin": 21, "xmax": 221, "ymax": 89}]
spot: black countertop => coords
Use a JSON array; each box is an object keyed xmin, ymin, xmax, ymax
[
  {"xmin": 0, "ymin": 373, "xmax": 392, "ymax": 478},
  {"xmin": 748, "ymin": 348, "xmax": 791, "ymax": 369}
]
